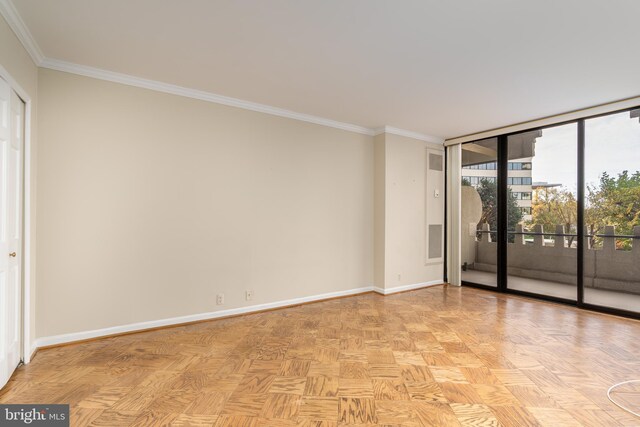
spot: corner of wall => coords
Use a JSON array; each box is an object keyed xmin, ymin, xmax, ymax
[
  {"xmin": 373, "ymin": 133, "xmax": 386, "ymax": 290},
  {"xmin": 375, "ymin": 132, "xmax": 445, "ymax": 292}
]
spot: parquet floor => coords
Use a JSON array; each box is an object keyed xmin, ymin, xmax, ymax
[{"xmin": 1, "ymin": 285, "xmax": 639, "ymax": 426}]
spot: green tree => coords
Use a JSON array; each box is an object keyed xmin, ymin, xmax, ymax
[
  {"xmin": 526, "ymin": 171, "xmax": 640, "ymax": 250},
  {"xmin": 586, "ymin": 171, "xmax": 640, "ymax": 249},
  {"xmin": 462, "ymin": 178, "xmax": 523, "ymax": 237},
  {"xmin": 528, "ymin": 187, "xmax": 577, "ymax": 245}
]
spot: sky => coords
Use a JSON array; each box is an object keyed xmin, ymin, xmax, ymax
[{"xmin": 531, "ymin": 111, "xmax": 640, "ymax": 193}]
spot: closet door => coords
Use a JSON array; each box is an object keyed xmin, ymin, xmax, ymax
[{"xmin": 0, "ymin": 78, "xmax": 23, "ymax": 389}]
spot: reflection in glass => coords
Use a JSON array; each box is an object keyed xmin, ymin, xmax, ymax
[
  {"xmin": 461, "ymin": 139, "xmax": 498, "ymax": 287},
  {"xmin": 584, "ymin": 110, "xmax": 640, "ymax": 314},
  {"xmin": 506, "ymin": 125, "xmax": 578, "ymax": 301}
]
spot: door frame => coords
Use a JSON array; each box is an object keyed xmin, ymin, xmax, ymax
[{"xmin": 0, "ymin": 63, "xmax": 33, "ymax": 364}]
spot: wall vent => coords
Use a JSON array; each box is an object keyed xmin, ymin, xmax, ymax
[
  {"xmin": 429, "ymin": 153, "xmax": 443, "ymax": 171},
  {"xmin": 428, "ymin": 224, "xmax": 442, "ymax": 259}
]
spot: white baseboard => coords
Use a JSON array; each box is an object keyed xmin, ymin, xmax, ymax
[
  {"xmin": 373, "ymin": 279, "xmax": 443, "ymax": 295},
  {"xmin": 34, "ymin": 286, "xmax": 373, "ymax": 349},
  {"xmin": 32, "ymin": 280, "xmax": 443, "ymax": 352}
]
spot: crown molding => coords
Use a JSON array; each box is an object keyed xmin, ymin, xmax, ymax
[
  {"xmin": 374, "ymin": 126, "xmax": 444, "ymax": 145},
  {"xmin": 0, "ymin": 0, "xmax": 44, "ymax": 65},
  {"xmin": 41, "ymin": 58, "xmax": 379, "ymax": 136},
  {"xmin": 2, "ymin": 0, "xmax": 444, "ymax": 143},
  {"xmin": 41, "ymin": 58, "xmax": 445, "ymax": 144}
]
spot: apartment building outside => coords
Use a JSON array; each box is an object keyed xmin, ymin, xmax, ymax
[{"xmin": 462, "ymin": 158, "xmax": 533, "ymax": 221}]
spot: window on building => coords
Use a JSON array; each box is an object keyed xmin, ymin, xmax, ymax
[
  {"xmin": 507, "ymin": 177, "xmax": 532, "ymax": 185},
  {"xmin": 520, "ymin": 207, "xmax": 532, "ymax": 215},
  {"xmin": 462, "ymin": 176, "xmax": 497, "ymax": 186}
]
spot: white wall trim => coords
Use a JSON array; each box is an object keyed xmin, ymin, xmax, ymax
[
  {"xmin": 34, "ymin": 281, "xmax": 444, "ymax": 348},
  {"xmin": 40, "ymin": 58, "xmax": 377, "ymax": 136},
  {"xmin": 1, "ymin": 0, "xmax": 446, "ymax": 143},
  {"xmin": 35, "ymin": 286, "xmax": 373, "ymax": 348},
  {"xmin": 0, "ymin": 0, "xmax": 44, "ymax": 65},
  {"xmin": 373, "ymin": 280, "xmax": 443, "ymax": 295},
  {"xmin": 374, "ymin": 126, "xmax": 444, "ymax": 145},
  {"xmin": 40, "ymin": 59, "xmax": 445, "ymax": 143}
]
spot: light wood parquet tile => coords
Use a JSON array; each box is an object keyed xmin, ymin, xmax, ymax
[
  {"xmin": 280, "ymin": 360, "xmax": 311, "ymax": 377},
  {"xmin": 297, "ymin": 421, "xmax": 337, "ymax": 427},
  {"xmin": 185, "ymin": 391, "xmax": 229, "ymax": 415},
  {"xmin": 460, "ymin": 367, "xmax": 501, "ymax": 385},
  {"xmin": 171, "ymin": 413, "xmax": 219, "ymax": 426},
  {"xmin": 440, "ymin": 383, "xmax": 484, "ymax": 405},
  {"xmin": 307, "ymin": 362, "xmax": 340, "ymax": 378},
  {"xmin": 214, "ymin": 415, "xmax": 258, "ymax": 427},
  {"xmin": 392, "ymin": 351, "xmax": 426, "ymax": 366},
  {"xmin": 304, "ymin": 376, "xmax": 339, "ymax": 397},
  {"xmin": 413, "ymin": 402, "xmax": 461, "ymax": 426},
  {"xmin": 527, "ymin": 407, "xmax": 582, "ymax": 427},
  {"xmin": 338, "ymin": 397, "xmax": 376, "ymax": 424},
  {"xmin": 76, "ymin": 386, "xmax": 131, "ymax": 409},
  {"xmin": 88, "ymin": 409, "xmax": 140, "ymax": 426},
  {"xmin": 368, "ymin": 364, "xmax": 401, "ymax": 380},
  {"xmin": 339, "ymin": 362, "xmax": 370, "ymax": 380},
  {"xmin": 129, "ymin": 410, "xmax": 178, "ymax": 427},
  {"xmin": 1, "ymin": 285, "xmax": 639, "ymax": 426},
  {"xmin": 69, "ymin": 407, "xmax": 103, "ymax": 426},
  {"xmin": 298, "ymin": 396, "xmax": 339, "ymax": 421},
  {"xmin": 338, "ymin": 379, "xmax": 374, "ymax": 398},
  {"xmin": 374, "ymin": 400, "xmax": 421, "ymax": 426},
  {"xmin": 268, "ymin": 376, "xmax": 307, "ymax": 395},
  {"xmin": 234, "ymin": 373, "xmax": 276, "ymax": 394},
  {"xmin": 489, "ymin": 405, "xmax": 540, "ymax": 427},
  {"xmin": 565, "ymin": 408, "xmax": 625, "ymax": 427},
  {"xmin": 429, "ymin": 366, "xmax": 469, "ymax": 384},
  {"xmin": 449, "ymin": 403, "xmax": 500, "ymax": 427},
  {"xmin": 371, "ymin": 380, "xmax": 410, "ymax": 401},
  {"xmin": 205, "ymin": 374, "xmax": 244, "ymax": 393},
  {"xmin": 221, "ymin": 392, "xmax": 268, "ymax": 417},
  {"xmin": 404, "ymin": 381, "xmax": 447, "ymax": 403},
  {"xmin": 399, "ymin": 365, "xmax": 433, "ymax": 383},
  {"xmin": 472, "ymin": 384, "xmax": 519, "ymax": 407}
]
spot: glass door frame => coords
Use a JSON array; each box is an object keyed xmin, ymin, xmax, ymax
[{"xmin": 456, "ymin": 105, "xmax": 640, "ymax": 321}]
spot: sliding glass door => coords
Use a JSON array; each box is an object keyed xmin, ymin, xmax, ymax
[
  {"xmin": 460, "ymin": 139, "xmax": 498, "ymax": 287},
  {"xmin": 583, "ymin": 110, "xmax": 640, "ymax": 315},
  {"xmin": 459, "ymin": 106, "xmax": 640, "ymax": 318},
  {"xmin": 506, "ymin": 125, "xmax": 578, "ymax": 301}
]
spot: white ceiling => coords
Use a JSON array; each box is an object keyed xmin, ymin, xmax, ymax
[{"xmin": 8, "ymin": 0, "xmax": 640, "ymax": 139}]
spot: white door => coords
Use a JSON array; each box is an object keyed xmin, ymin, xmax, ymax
[{"xmin": 0, "ymin": 78, "xmax": 23, "ymax": 389}]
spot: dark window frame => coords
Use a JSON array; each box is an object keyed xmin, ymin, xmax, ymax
[{"xmin": 455, "ymin": 104, "xmax": 640, "ymax": 321}]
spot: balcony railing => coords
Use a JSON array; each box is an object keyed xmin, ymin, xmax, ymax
[{"xmin": 470, "ymin": 223, "xmax": 640, "ymax": 295}]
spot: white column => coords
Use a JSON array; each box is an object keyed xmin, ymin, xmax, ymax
[{"xmin": 447, "ymin": 144, "xmax": 462, "ymax": 286}]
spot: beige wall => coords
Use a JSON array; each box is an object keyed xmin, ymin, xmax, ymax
[
  {"xmin": 0, "ymin": 15, "xmax": 38, "ymax": 352},
  {"xmin": 36, "ymin": 69, "xmax": 374, "ymax": 338},
  {"xmin": 375, "ymin": 133, "xmax": 445, "ymax": 290},
  {"xmin": 3, "ymin": 18, "xmax": 445, "ymax": 341}
]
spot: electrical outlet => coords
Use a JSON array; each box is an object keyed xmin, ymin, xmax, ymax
[
  {"xmin": 398, "ymin": 273, "xmax": 401, "ymax": 281},
  {"xmin": 216, "ymin": 294, "xmax": 224, "ymax": 305},
  {"xmin": 246, "ymin": 290, "xmax": 254, "ymax": 301}
]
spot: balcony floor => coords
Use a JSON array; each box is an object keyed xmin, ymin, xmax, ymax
[{"xmin": 462, "ymin": 269, "xmax": 640, "ymax": 313}]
